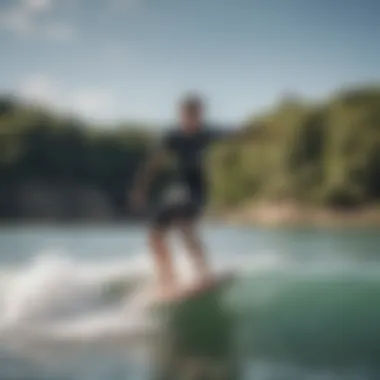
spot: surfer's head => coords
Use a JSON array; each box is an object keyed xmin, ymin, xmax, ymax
[{"xmin": 179, "ymin": 93, "xmax": 205, "ymax": 132}]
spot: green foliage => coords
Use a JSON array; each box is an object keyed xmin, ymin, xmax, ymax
[
  {"xmin": 0, "ymin": 86, "xmax": 379, "ymax": 220},
  {"xmin": 0, "ymin": 97, "xmax": 156, "ymax": 219},
  {"xmin": 209, "ymin": 86, "xmax": 380, "ymax": 209}
]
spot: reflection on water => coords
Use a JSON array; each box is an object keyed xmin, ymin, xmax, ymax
[
  {"xmin": 0, "ymin": 286, "xmax": 238, "ymax": 380},
  {"xmin": 153, "ymin": 285, "xmax": 238, "ymax": 380},
  {"xmin": 0, "ymin": 225, "xmax": 380, "ymax": 379}
]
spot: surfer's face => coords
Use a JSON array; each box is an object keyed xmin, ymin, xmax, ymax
[{"xmin": 180, "ymin": 102, "xmax": 203, "ymax": 133}]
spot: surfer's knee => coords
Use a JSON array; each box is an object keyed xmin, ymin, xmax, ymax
[{"xmin": 178, "ymin": 223, "xmax": 201, "ymax": 249}]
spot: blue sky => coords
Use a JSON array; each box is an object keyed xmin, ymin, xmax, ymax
[{"xmin": 0, "ymin": 0, "xmax": 379, "ymax": 125}]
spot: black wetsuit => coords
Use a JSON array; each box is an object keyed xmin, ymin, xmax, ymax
[{"xmin": 152, "ymin": 126, "xmax": 229, "ymax": 228}]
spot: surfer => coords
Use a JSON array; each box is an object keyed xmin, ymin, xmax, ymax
[{"xmin": 129, "ymin": 94, "xmax": 253, "ymax": 299}]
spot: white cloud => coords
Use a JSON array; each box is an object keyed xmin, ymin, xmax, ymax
[
  {"xmin": 19, "ymin": 74, "xmax": 59, "ymax": 104},
  {"xmin": 0, "ymin": 0, "xmax": 75, "ymax": 40},
  {"xmin": 70, "ymin": 89, "xmax": 116, "ymax": 118},
  {"xmin": 0, "ymin": 0, "xmax": 144, "ymax": 39},
  {"xmin": 25, "ymin": 0, "xmax": 52, "ymax": 12},
  {"xmin": 18, "ymin": 74, "xmax": 116, "ymax": 120},
  {"xmin": 0, "ymin": 0, "xmax": 49, "ymax": 32},
  {"xmin": 0, "ymin": 7, "xmax": 31, "ymax": 34}
]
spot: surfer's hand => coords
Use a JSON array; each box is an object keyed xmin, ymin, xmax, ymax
[{"xmin": 129, "ymin": 188, "xmax": 147, "ymax": 211}]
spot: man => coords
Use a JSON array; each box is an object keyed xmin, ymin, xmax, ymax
[{"xmin": 129, "ymin": 94, "xmax": 250, "ymax": 299}]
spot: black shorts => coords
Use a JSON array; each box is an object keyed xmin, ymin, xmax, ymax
[{"xmin": 151, "ymin": 196, "xmax": 205, "ymax": 229}]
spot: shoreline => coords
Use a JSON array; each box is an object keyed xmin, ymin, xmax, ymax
[
  {"xmin": 1, "ymin": 202, "xmax": 380, "ymax": 229},
  {"xmin": 211, "ymin": 201, "xmax": 380, "ymax": 228}
]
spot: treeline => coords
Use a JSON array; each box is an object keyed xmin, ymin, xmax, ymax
[
  {"xmin": 0, "ymin": 97, "xmax": 164, "ymax": 221},
  {"xmin": 209, "ymin": 87, "xmax": 380, "ymax": 210},
  {"xmin": 0, "ymin": 86, "xmax": 379, "ymax": 222}
]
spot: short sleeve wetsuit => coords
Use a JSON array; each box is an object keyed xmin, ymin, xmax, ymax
[{"xmin": 151, "ymin": 126, "xmax": 230, "ymax": 228}]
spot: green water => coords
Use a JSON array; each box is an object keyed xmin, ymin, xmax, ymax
[{"xmin": 0, "ymin": 224, "xmax": 379, "ymax": 379}]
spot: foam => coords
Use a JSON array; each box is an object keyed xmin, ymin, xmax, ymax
[
  {"xmin": 0, "ymin": 245, "xmax": 261, "ymax": 340},
  {"xmin": 1, "ymin": 244, "xmax": 373, "ymax": 346}
]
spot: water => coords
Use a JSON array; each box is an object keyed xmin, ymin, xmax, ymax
[{"xmin": 0, "ymin": 223, "xmax": 380, "ymax": 380}]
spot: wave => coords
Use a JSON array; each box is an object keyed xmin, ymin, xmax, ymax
[
  {"xmin": 1, "ymin": 247, "xmax": 380, "ymax": 371},
  {"xmin": 0, "ymin": 247, "xmax": 285, "ymax": 342}
]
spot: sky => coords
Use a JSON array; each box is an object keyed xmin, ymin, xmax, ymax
[{"xmin": 0, "ymin": 0, "xmax": 379, "ymax": 125}]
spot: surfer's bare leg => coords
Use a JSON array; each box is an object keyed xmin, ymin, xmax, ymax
[
  {"xmin": 149, "ymin": 228, "xmax": 176, "ymax": 297},
  {"xmin": 178, "ymin": 221, "xmax": 211, "ymax": 284}
]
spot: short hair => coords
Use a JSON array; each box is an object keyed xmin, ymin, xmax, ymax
[{"xmin": 179, "ymin": 93, "xmax": 205, "ymax": 111}]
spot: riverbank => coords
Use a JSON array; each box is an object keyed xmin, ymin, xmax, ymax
[
  {"xmin": 1, "ymin": 201, "xmax": 380, "ymax": 228},
  {"xmin": 211, "ymin": 201, "xmax": 380, "ymax": 228}
]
